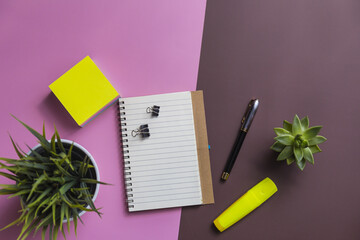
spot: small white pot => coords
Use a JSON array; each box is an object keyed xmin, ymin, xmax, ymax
[{"xmin": 29, "ymin": 139, "xmax": 100, "ymax": 221}]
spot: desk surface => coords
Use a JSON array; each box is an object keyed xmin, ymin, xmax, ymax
[
  {"xmin": 179, "ymin": 0, "xmax": 360, "ymax": 239},
  {"xmin": 0, "ymin": 1, "xmax": 206, "ymax": 239}
]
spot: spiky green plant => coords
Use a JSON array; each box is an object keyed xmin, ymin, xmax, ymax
[
  {"xmin": 0, "ymin": 117, "xmax": 109, "ymax": 240},
  {"xmin": 270, "ymin": 115, "xmax": 327, "ymax": 170}
]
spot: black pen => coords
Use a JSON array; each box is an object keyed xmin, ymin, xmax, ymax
[{"xmin": 221, "ymin": 99, "xmax": 259, "ymax": 181}]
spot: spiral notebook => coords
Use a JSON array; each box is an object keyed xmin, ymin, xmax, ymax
[{"xmin": 118, "ymin": 91, "xmax": 214, "ymax": 212}]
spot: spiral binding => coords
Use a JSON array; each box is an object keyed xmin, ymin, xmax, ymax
[{"xmin": 119, "ymin": 99, "xmax": 134, "ymax": 209}]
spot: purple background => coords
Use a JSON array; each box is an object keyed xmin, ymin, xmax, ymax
[
  {"xmin": 179, "ymin": 0, "xmax": 360, "ymax": 239},
  {"xmin": 0, "ymin": 1, "xmax": 206, "ymax": 239}
]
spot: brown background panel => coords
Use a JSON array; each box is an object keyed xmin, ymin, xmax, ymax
[{"xmin": 179, "ymin": 0, "xmax": 360, "ymax": 240}]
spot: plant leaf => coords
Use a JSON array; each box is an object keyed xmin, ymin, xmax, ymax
[
  {"xmin": 67, "ymin": 143, "xmax": 74, "ymax": 161},
  {"xmin": 61, "ymin": 225, "xmax": 66, "ymax": 240},
  {"xmin": 35, "ymin": 213, "xmax": 52, "ymax": 233},
  {"xmin": 83, "ymin": 156, "xmax": 91, "ymax": 177},
  {"xmin": 28, "ymin": 188, "xmax": 52, "ymax": 209},
  {"xmin": 0, "ymin": 184, "xmax": 21, "ymax": 190},
  {"xmin": 65, "ymin": 206, "xmax": 70, "ymax": 234},
  {"xmin": 25, "ymin": 145, "xmax": 48, "ymax": 162},
  {"xmin": 277, "ymin": 146, "xmax": 293, "ymax": 161},
  {"xmin": 20, "ymin": 217, "xmax": 42, "ymax": 240},
  {"xmin": 9, "ymin": 135, "xmax": 24, "ymax": 159},
  {"xmin": 0, "ymin": 158, "xmax": 50, "ymax": 171},
  {"xmin": 60, "ymin": 202, "xmax": 66, "ymax": 232},
  {"xmin": 50, "ymin": 158, "xmax": 71, "ymax": 177},
  {"xmin": 303, "ymin": 126, "xmax": 322, "ymax": 139},
  {"xmin": 49, "ymin": 224, "xmax": 53, "ymax": 240},
  {"xmin": 81, "ymin": 182, "xmax": 102, "ymax": 217},
  {"xmin": 80, "ymin": 178, "xmax": 111, "ymax": 185},
  {"xmin": 303, "ymin": 147, "xmax": 314, "ymax": 164},
  {"xmin": 0, "ymin": 209, "xmax": 27, "ymax": 231},
  {"xmin": 52, "ymin": 204, "xmax": 56, "ymax": 226},
  {"xmin": 308, "ymin": 136, "xmax": 327, "ymax": 146},
  {"xmin": 296, "ymin": 158, "xmax": 306, "ymax": 170},
  {"xmin": 59, "ymin": 181, "xmax": 77, "ymax": 195},
  {"xmin": 293, "ymin": 145, "xmax": 303, "ymax": 162},
  {"xmin": 79, "ymin": 156, "xmax": 86, "ymax": 178},
  {"xmin": 35, "ymin": 198, "xmax": 50, "ymax": 217},
  {"xmin": 309, "ymin": 145, "xmax": 322, "ymax": 154},
  {"xmin": 71, "ymin": 209, "xmax": 78, "ymax": 237},
  {"xmin": 286, "ymin": 157, "xmax": 295, "ymax": 165},
  {"xmin": 274, "ymin": 128, "xmax": 291, "ymax": 136},
  {"xmin": 21, "ymin": 216, "xmax": 42, "ymax": 240},
  {"xmin": 0, "ymin": 171, "xmax": 19, "ymax": 181},
  {"xmin": 42, "ymin": 122, "xmax": 46, "ymax": 139},
  {"xmin": 12, "ymin": 115, "xmax": 51, "ymax": 149},
  {"xmin": 270, "ymin": 141, "xmax": 285, "ymax": 152},
  {"xmin": 8, "ymin": 189, "xmax": 31, "ymax": 199},
  {"xmin": 283, "ymin": 120, "xmax": 292, "ymax": 132},
  {"xmin": 51, "ymin": 134, "xmax": 56, "ymax": 153},
  {"xmin": 27, "ymin": 174, "xmax": 46, "ymax": 201},
  {"xmin": 17, "ymin": 208, "xmax": 35, "ymax": 240},
  {"xmin": 41, "ymin": 194, "xmax": 59, "ymax": 214},
  {"xmin": 300, "ymin": 116, "xmax": 309, "ymax": 130},
  {"xmin": 54, "ymin": 125, "xmax": 65, "ymax": 153},
  {"xmin": 0, "ymin": 189, "xmax": 17, "ymax": 195},
  {"xmin": 41, "ymin": 225, "xmax": 48, "ymax": 240},
  {"xmin": 53, "ymin": 223, "xmax": 60, "ymax": 240},
  {"xmin": 292, "ymin": 115, "xmax": 302, "ymax": 134},
  {"xmin": 59, "ymin": 153, "xmax": 74, "ymax": 171},
  {"xmin": 274, "ymin": 135, "xmax": 294, "ymax": 146}
]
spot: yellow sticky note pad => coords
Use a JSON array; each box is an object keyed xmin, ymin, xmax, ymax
[{"xmin": 49, "ymin": 56, "xmax": 119, "ymax": 126}]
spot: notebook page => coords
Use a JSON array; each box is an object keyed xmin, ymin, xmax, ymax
[{"xmin": 119, "ymin": 92, "xmax": 203, "ymax": 212}]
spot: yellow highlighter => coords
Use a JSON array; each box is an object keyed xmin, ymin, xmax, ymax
[{"xmin": 213, "ymin": 177, "xmax": 277, "ymax": 232}]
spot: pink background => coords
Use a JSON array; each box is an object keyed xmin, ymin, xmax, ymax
[{"xmin": 0, "ymin": 1, "xmax": 206, "ymax": 239}]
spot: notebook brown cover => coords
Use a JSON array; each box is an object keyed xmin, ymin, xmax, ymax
[{"xmin": 191, "ymin": 90, "xmax": 214, "ymax": 205}]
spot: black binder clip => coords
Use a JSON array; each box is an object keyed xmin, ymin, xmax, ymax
[
  {"xmin": 146, "ymin": 105, "xmax": 160, "ymax": 117},
  {"xmin": 131, "ymin": 124, "xmax": 150, "ymax": 138}
]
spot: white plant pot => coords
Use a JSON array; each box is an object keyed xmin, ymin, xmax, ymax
[{"xmin": 28, "ymin": 139, "xmax": 100, "ymax": 222}]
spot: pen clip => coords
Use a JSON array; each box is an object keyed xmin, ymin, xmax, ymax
[{"xmin": 241, "ymin": 99, "xmax": 259, "ymax": 132}]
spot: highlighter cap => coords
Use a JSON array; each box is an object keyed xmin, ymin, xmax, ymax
[
  {"xmin": 249, "ymin": 177, "xmax": 278, "ymax": 204},
  {"xmin": 213, "ymin": 178, "xmax": 277, "ymax": 232}
]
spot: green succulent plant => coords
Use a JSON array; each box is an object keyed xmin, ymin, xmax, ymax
[
  {"xmin": 270, "ymin": 115, "xmax": 327, "ymax": 170},
  {"xmin": 0, "ymin": 116, "xmax": 109, "ymax": 240}
]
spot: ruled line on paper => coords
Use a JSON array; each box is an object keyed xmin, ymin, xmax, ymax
[
  {"xmin": 144, "ymin": 129, "xmax": 194, "ymax": 134},
  {"xmin": 130, "ymin": 170, "xmax": 198, "ymax": 179},
  {"xmin": 125, "ymin": 129, "xmax": 194, "ymax": 136},
  {"xmin": 123, "ymin": 109, "xmax": 193, "ymax": 116},
  {"xmin": 129, "ymin": 160, "xmax": 196, "ymax": 167},
  {"xmin": 128, "ymin": 134, "xmax": 195, "ymax": 142},
  {"xmin": 123, "ymin": 106, "xmax": 193, "ymax": 114},
  {"xmin": 132, "ymin": 185, "xmax": 200, "ymax": 194},
  {"xmin": 127, "ymin": 172, "xmax": 199, "ymax": 183},
  {"xmin": 121, "ymin": 104, "xmax": 191, "ymax": 112},
  {"xmin": 129, "ymin": 149, "xmax": 196, "ymax": 158},
  {"xmin": 127, "ymin": 144, "xmax": 195, "ymax": 152},
  {"xmin": 127, "ymin": 139, "xmax": 195, "ymax": 147},
  {"xmin": 149, "ymin": 123, "xmax": 194, "ymax": 129},
  {"xmin": 134, "ymin": 196, "xmax": 201, "ymax": 204},
  {"xmin": 133, "ymin": 191, "xmax": 200, "ymax": 199},
  {"xmin": 125, "ymin": 113, "xmax": 193, "ymax": 121},
  {"xmin": 129, "ymin": 164, "xmax": 198, "ymax": 173},
  {"xmin": 130, "ymin": 180, "xmax": 199, "ymax": 189},
  {"xmin": 122, "ymin": 96, "xmax": 189, "ymax": 106},
  {"xmin": 125, "ymin": 154, "xmax": 197, "ymax": 162},
  {"xmin": 123, "ymin": 118, "xmax": 194, "ymax": 127}
]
